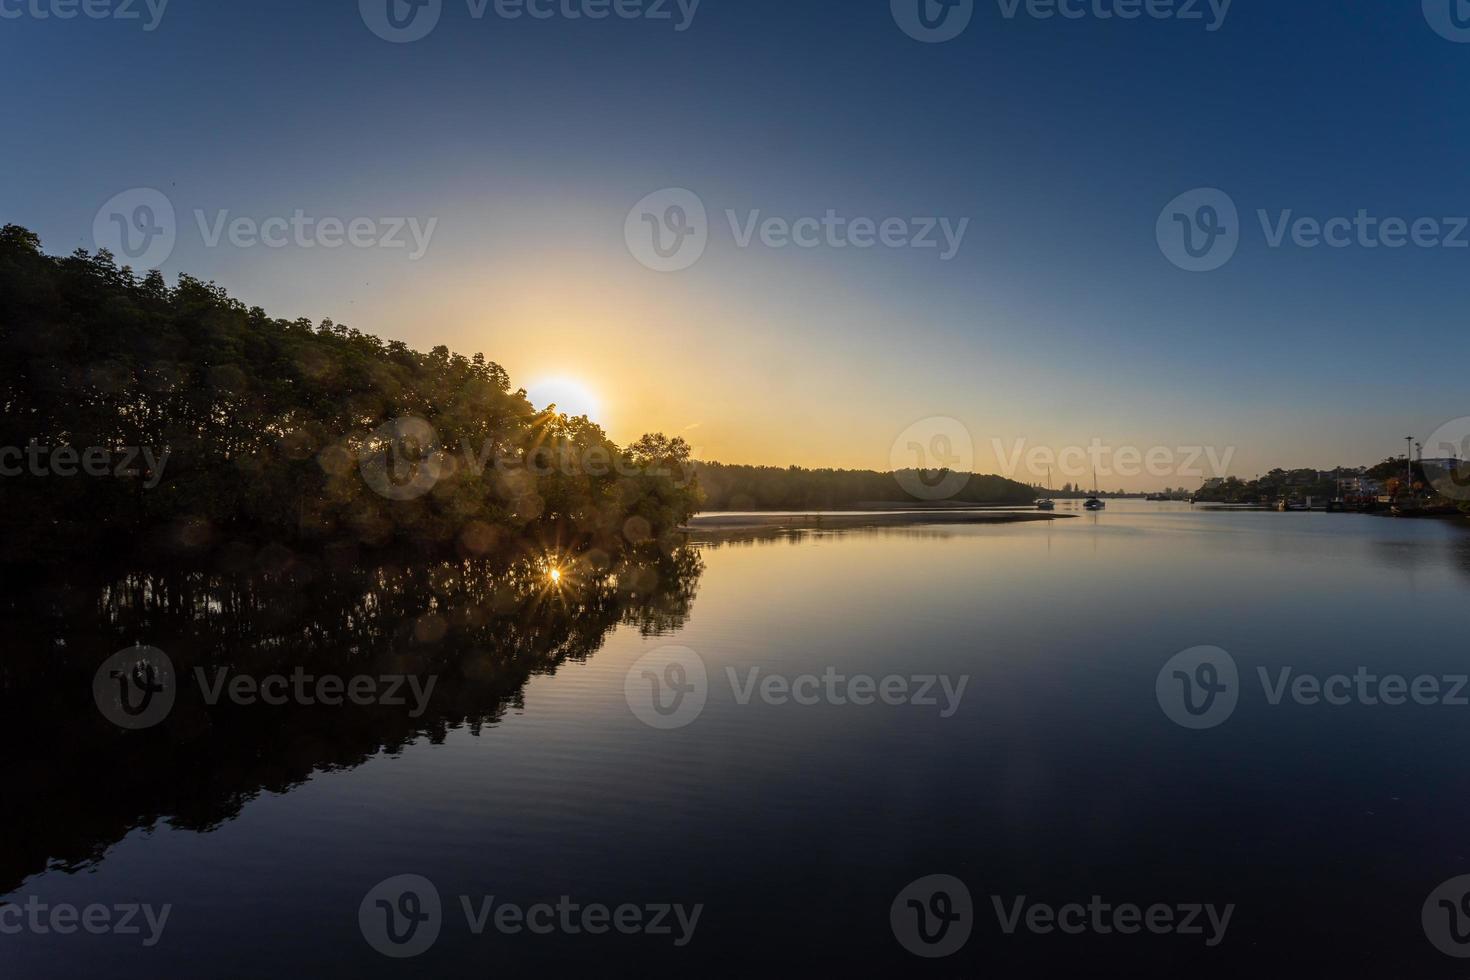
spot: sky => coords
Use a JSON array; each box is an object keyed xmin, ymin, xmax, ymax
[{"xmin": 2, "ymin": 0, "xmax": 1468, "ymax": 490}]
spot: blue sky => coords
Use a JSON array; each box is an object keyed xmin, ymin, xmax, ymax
[{"xmin": 2, "ymin": 0, "xmax": 1467, "ymax": 486}]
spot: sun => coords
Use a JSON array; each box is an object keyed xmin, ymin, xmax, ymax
[{"xmin": 526, "ymin": 377, "xmax": 602, "ymax": 421}]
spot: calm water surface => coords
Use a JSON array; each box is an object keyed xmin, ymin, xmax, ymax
[{"xmin": 6, "ymin": 503, "xmax": 1470, "ymax": 976}]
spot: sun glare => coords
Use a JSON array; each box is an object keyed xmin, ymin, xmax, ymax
[{"xmin": 526, "ymin": 377, "xmax": 602, "ymax": 421}]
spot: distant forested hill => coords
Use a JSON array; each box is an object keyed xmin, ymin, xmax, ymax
[{"xmin": 695, "ymin": 461, "xmax": 1036, "ymax": 511}]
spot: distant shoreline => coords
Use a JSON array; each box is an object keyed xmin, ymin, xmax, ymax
[{"xmin": 683, "ymin": 510, "xmax": 1070, "ymax": 532}]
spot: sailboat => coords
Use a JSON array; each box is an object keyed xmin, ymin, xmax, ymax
[
  {"xmin": 1084, "ymin": 467, "xmax": 1106, "ymax": 510},
  {"xmin": 1036, "ymin": 467, "xmax": 1056, "ymax": 510}
]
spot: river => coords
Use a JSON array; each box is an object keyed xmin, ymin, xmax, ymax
[{"xmin": 4, "ymin": 502, "xmax": 1469, "ymax": 975}]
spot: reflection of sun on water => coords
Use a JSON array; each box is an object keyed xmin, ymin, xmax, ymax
[{"xmin": 526, "ymin": 377, "xmax": 601, "ymax": 421}]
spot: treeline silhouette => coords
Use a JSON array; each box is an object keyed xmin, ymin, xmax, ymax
[
  {"xmin": 0, "ymin": 225, "xmax": 698, "ymax": 562},
  {"xmin": 694, "ymin": 461, "xmax": 1036, "ymax": 510}
]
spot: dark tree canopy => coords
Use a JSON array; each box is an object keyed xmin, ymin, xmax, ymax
[{"xmin": 0, "ymin": 225, "xmax": 700, "ymax": 562}]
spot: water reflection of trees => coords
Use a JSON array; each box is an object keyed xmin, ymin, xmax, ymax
[
  {"xmin": 689, "ymin": 526, "xmax": 963, "ymax": 549},
  {"xmin": 1367, "ymin": 526, "xmax": 1470, "ymax": 583},
  {"xmin": 0, "ymin": 546, "xmax": 703, "ymax": 895}
]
